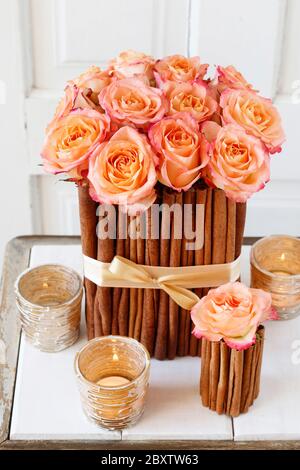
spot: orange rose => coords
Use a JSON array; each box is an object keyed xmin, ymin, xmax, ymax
[
  {"xmin": 148, "ymin": 112, "xmax": 209, "ymax": 191},
  {"xmin": 154, "ymin": 54, "xmax": 208, "ymax": 84},
  {"xmin": 73, "ymin": 65, "xmax": 111, "ymax": 103},
  {"xmin": 46, "ymin": 83, "xmax": 103, "ymax": 133},
  {"xmin": 41, "ymin": 109, "xmax": 110, "ymax": 179},
  {"xmin": 108, "ymin": 50, "xmax": 155, "ymax": 81},
  {"xmin": 88, "ymin": 126, "xmax": 158, "ymax": 214},
  {"xmin": 217, "ymin": 65, "xmax": 256, "ymax": 92},
  {"xmin": 191, "ymin": 282, "xmax": 276, "ymax": 350},
  {"xmin": 202, "ymin": 121, "xmax": 270, "ymax": 202},
  {"xmin": 99, "ymin": 77, "xmax": 166, "ymax": 128},
  {"xmin": 162, "ymin": 81, "xmax": 218, "ymax": 122},
  {"xmin": 220, "ymin": 88, "xmax": 285, "ymax": 154}
]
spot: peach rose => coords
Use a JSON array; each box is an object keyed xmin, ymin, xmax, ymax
[
  {"xmin": 191, "ymin": 282, "xmax": 276, "ymax": 350},
  {"xmin": 217, "ymin": 65, "xmax": 256, "ymax": 92},
  {"xmin": 41, "ymin": 109, "xmax": 110, "ymax": 179},
  {"xmin": 46, "ymin": 84, "xmax": 103, "ymax": 133},
  {"xmin": 73, "ymin": 65, "xmax": 111, "ymax": 101},
  {"xmin": 88, "ymin": 126, "xmax": 158, "ymax": 214},
  {"xmin": 154, "ymin": 54, "xmax": 208, "ymax": 84},
  {"xmin": 220, "ymin": 89, "xmax": 285, "ymax": 154},
  {"xmin": 108, "ymin": 50, "xmax": 155, "ymax": 81},
  {"xmin": 99, "ymin": 77, "xmax": 166, "ymax": 128},
  {"xmin": 202, "ymin": 122, "xmax": 270, "ymax": 202},
  {"xmin": 148, "ymin": 112, "xmax": 209, "ymax": 191},
  {"xmin": 162, "ymin": 81, "xmax": 218, "ymax": 122}
]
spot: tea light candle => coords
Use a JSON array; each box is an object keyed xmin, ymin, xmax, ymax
[
  {"xmin": 97, "ymin": 376, "xmax": 130, "ymax": 387},
  {"xmin": 74, "ymin": 336, "xmax": 150, "ymax": 430},
  {"xmin": 251, "ymin": 235, "xmax": 300, "ymax": 320},
  {"xmin": 15, "ymin": 264, "xmax": 83, "ymax": 352}
]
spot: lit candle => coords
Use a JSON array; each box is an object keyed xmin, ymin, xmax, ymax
[
  {"xmin": 75, "ymin": 336, "xmax": 150, "ymax": 430},
  {"xmin": 97, "ymin": 376, "xmax": 130, "ymax": 387},
  {"xmin": 251, "ymin": 235, "xmax": 300, "ymax": 320},
  {"xmin": 15, "ymin": 264, "xmax": 83, "ymax": 352}
]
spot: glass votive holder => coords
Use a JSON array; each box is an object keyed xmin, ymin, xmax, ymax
[
  {"xmin": 15, "ymin": 264, "xmax": 83, "ymax": 352},
  {"xmin": 251, "ymin": 235, "xmax": 300, "ymax": 320},
  {"xmin": 74, "ymin": 336, "xmax": 150, "ymax": 430}
]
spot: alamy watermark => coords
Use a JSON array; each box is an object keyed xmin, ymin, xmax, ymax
[{"xmin": 96, "ymin": 203, "xmax": 205, "ymax": 251}]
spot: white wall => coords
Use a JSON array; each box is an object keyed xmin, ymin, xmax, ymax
[{"xmin": 0, "ymin": 0, "xmax": 31, "ymax": 269}]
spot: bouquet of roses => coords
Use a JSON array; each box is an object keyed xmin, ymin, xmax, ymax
[{"xmin": 41, "ymin": 50, "xmax": 285, "ymax": 215}]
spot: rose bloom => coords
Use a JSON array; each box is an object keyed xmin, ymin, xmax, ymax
[
  {"xmin": 46, "ymin": 84, "xmax": 103, "ymax": 133},
  {"xmin": 73, "ymin": 65, "xmax": 111, "ymax": 101},
  {"xmin": 217, "ymin": 65, "xmax": 255, "ymax": 92},
  {"xmin": 220, "ymin": 88, "xmax": 285, "ymax": 154},
  {"xmin": 88, "ymin": 126, "xmax": 158, "ymax": 214},
  {"xmin": 99, "ymin": 77, "xmax": 166, "ymax": 128},
  {"xmin": 202, "ymin": 122, "xmax": 270, "ymax": 202},
  {"xmin": 163, "ymin": 81, "xmax": 218, "ymax": 122},
  {"xmin": 108, "ymin": 49, "xmax": 155, "ymax": 81},
  {"xmin": 154, "ymin": 54, "xmax": 208, "ymax": 84},
  {"xmin": 149, "ymin": 112, "xmax": 209, "ymax": 191},
  {"xmin": 41, "ymin": 109, "xmax": 110, "ymax": 179},
  {"xmin": 191, "ymin": 282, "xmax": 277, "ymax": 350}
]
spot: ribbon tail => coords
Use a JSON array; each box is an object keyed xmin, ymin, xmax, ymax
[{"xmin": 161, "ymin": 283, "xmax": 200, "ymax": 310}]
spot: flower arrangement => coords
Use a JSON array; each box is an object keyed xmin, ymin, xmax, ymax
[
  {"xmin": 40, "ymin": 51, "xmax": 285, "ymax": 359},
  {"xmin": 41, "ymin": 50, "xmax": 285, "ymax": 213},
  {"xmin": 191, "ymin": 282, "xmax": 277, "ymax": 416}
]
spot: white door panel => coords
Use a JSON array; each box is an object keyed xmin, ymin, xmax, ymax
[{"xmin": 22, "ymin": 0, "xmax": 300, "ymax": 237}]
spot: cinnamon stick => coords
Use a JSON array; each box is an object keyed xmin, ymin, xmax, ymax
[
  {"xmin": 216, "ymin": 341, "xmax": 230, "ymax": 414},
  {"xmin": 178, "ymin": 190, "xmax": 192, "ymax": 357},
  {"xmin": 254, "ymin": 326, "xmax": 265, "ymax": 399},
  {"xmin": 200, "ymin": 338, "xmax": 211, "ymax": 407},
  {"xmin": 93, "ymin": 294, "xmax": 103, "ymax": 337},
  {"xmin": 168, "ymin": 191, "xmax": 182, "ymax": 359},
  {"xmin": 190, "ymin": 188, "xmax": 207, "ymax": 357},
  {"xmin": 112, "ymin": 207, "xmax": 125, "ymax": 335},
  {"xmin": 240, "ymin": 345, "xmax": 254, "ymax": 412},
  {"xmin": 226, "ymin": 199, "xmax": 236, "ymax": 263},
  {"xmin": 133, "ymin": 215, "xmax": 145, "ymax": 341},
  {"xmin": 133, "ymin": 214, "xmax": 145, "ymax": 342},
  {"xmin": 197, "ymin": 188, "xmax": 212, "ymax": 356},
  {"xmin": 235, "ymin": 202, "xmax": 247, "ymax": 258},
  {"xmin": 96, "ymin": 204, "xmax": 115, "ymax": 336},
  {"xmin": 184, "ymin": 190, "xmax": 195, "ymax": 355},
  {"xmin": 229, "ymin": 349, "xmax": 244, "ymax": 417},
  {"xmin": 78, "ymin": 184, "xmax": 98, "ymax": 340},
  {"xmin": 128, "ymin": 216, "xmax": 138, "ymax": 338},
  {"xmin": 140, "ymin": 205, "xmax": 159, "ymax": 356},
  {"xmin": 226, "ymin": 348, "xmax": 235, "ymax": 415},
  {"xmin": 209, "ymin": 342, "xmax": 220, "ymax": 411},
  {"xmin": 154, "ymin": 190, "xmax": 172, "ymax": 360},
  {"xmin": 118, "ymin": 216, "xmax": 130, "ymax": 336},
  {"xmin": 212, "ymin": 190, "xmax": 227, "ymax": 265}
]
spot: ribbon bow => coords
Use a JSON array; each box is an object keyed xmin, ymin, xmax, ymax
[{"xmin": 83, "ymin": 254, "xmax": 241, "ymax": 311}]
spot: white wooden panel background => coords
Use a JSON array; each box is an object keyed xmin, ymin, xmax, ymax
[{"xmin": 14, "ymin": 0, "xmax": 300, "ymax": 237}]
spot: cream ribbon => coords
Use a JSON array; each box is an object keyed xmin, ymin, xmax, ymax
[{"xmin": 83, "ymin": 254, "xmax": 241, "ymax": 311}]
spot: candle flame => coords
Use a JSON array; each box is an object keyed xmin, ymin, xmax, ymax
[{"xmin": 112, "ymin": 353, "xmax": 119, "ymax": 361}]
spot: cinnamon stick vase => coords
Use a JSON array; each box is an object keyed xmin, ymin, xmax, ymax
[
  {"xmin": 200, "ymin": 325, "xmax": 265, "ymax": 416},
  {"xmin": 78, "ymin": 183, "xmax": 247, "ymax": 359}
]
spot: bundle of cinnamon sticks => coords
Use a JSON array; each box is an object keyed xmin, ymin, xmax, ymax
[
  {"xmin": 200, "ymin": 325, "xmax": 265, "ymax": 416},
  {"xmin": 78, "ymin": 184, "xmax": 247, "ymax": 360}
]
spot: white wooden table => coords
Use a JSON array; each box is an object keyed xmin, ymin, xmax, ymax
[{"xmin": 0, "ymin": 236, "xmax": 299, "ymax": 450}]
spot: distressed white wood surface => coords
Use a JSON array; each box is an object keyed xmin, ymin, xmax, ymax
[
  {"xmin": 10, "ymin": 244, "xmax": 232, "ymax": 441},
  {"xmin": 10, "ymin": 244, "xmax": 300, "ymax": 441},
  {"xmin": 10, "ymin": 244, "xmax": 120, "ymax": 440}
]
